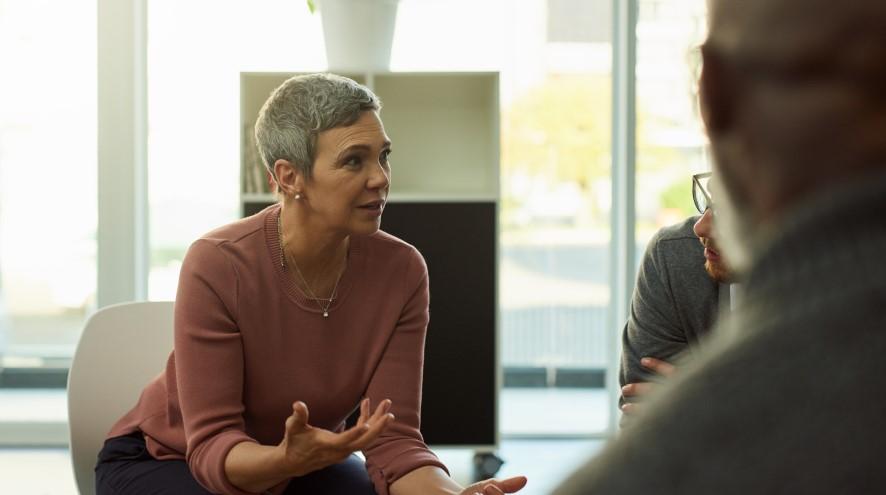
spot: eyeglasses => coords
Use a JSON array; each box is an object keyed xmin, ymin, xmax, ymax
[{"xmin": 692, "ymin": 172, "xmax": 713, "ymax": 214}]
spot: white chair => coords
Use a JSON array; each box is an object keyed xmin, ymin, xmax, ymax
[{"xmin": 67, "ymin": 301, "xmax": 174, "ymax": 494}]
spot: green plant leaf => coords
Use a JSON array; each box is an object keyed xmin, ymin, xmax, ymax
[{"xmin": 306, "ymin": 0, "xmax": 316, "ymax": 14}]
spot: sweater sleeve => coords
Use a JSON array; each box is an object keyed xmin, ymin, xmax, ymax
[
  {"xmin": 362, "ymin": 249, "xmax": 449, "ymax": 495},
  {"xmin": 619, "ymin": 235, "xmax": 690, "ymax": 410},
  {"xmin": 174, "ymin": 239, "xmax": 259, "ymax": 495}
]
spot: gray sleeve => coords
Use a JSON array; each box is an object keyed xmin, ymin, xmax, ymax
[{"xmin": 619, "ymin": 236, "xmax": 690, "ymax": 408}]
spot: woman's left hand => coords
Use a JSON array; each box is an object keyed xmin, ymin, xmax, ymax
[{"xmin": 461, "ymin": 476, "xmax": 528, "ymax": 495}]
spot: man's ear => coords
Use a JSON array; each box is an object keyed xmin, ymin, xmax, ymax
[
  {"xmin": 273, "ymin": 159, "xmax": 304, "ymax": 197},
  {"xmin": 699, "ymin": 46, "xmax": 738, "ymax": 135}
]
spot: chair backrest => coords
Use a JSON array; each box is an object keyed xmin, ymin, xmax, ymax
[{"xmin": 67, "ymin": 301, "xmax": 174, "ymax": 495}]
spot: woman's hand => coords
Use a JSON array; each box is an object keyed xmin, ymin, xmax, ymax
[
  {"xmin": 278, "ymin": 398, "xmax": 394, "ymax": 476},
  {"xmin": 461, "ymin": 476, "xmax": 528, "ymax": 495}
]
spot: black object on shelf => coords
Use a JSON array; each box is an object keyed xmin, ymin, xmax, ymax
[{"xmin": 473, "ymin": 452, "xmax": 505, "ymax": 481}]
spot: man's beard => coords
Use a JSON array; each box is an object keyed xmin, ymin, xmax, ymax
[
  {"xmin": 703, "ymin": 249, "xmax": 733, "ymax": 283},
  {"xmin": 710, "ymin": 140, "xmax": 758, "ymax": 277}
]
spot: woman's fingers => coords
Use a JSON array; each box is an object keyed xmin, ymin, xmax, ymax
[
  {"xmin": 299, "ymin": 399, "xmax": 394, "ymax": 457},
  {"xmin": 326, "ymin": 414, "xmax": 391, "ymax": 458},
  {"xmin": 342, "ymin": 400, "xmax": 395, "ymax": 451},
  {"xmin": 485, "ymin": 476, "xmax": 528, "ymax": 493},
  {"xmin": 353, "ymin": 398, "xmax": 370, "ymax": 429},
  {"xmin": 349, "ymin": 411, "xmax": 393, "ymax": 448},
  {"xmin": 481, "ymin": 485, "xmax": 505, "ymax": 495},
  {"xmin": 358, "ymin": 398, "xmax": 369, "ymax": 425},
  {"xmin": 464, "ymin": 476, "xmax": 528, "ymax": 495},
  {"xmin": 285, "ymin": 401, "xmax": 310, "ymax": 436},
  {"xmin": 352, "ymin": 398, "xmax": 391, "ymax": 432},
  {"xmin": 330, "ymin": 399, "xmax": 390, "ymax": 446},
  {"xmin": 354, "ymin": 398, "xmax": 389, "ymax": 428},
  {"xmin": 367, "ymin": 399, "xmax": 392, "ymax": 425},
  {"xmin": 333, "ymin": 419, "xmax": 372, "ymax": 446}
]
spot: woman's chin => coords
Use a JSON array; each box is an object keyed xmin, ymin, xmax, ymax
[{"xmin": 350, "ymin": 219, "xmax": 382, "ymax": 236}]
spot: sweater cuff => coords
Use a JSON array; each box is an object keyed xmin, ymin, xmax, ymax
[
  {"xmin": 368, "ymin": 448, "xmax": 450, "ymax": 495},
  {"xmin": 188, "ymin": 429, "xmax": 259, "ymax": 495}
]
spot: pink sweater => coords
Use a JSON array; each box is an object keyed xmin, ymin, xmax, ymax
[{"xmin": 107, "ymin": 204, "xmax": 446, "ymax": 494}]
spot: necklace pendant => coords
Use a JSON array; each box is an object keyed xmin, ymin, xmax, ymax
[{"xmin": 323, "ymin": 311, "xmax": 329, "ymax": 318}]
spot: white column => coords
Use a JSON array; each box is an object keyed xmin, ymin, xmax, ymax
[
  {"xmin": 607, "ymin": 0, "xmax": 638, "ymax": 436},
  {"xmin": 97, "ymin": 0, "xmax": 149, "ymax": 307}
]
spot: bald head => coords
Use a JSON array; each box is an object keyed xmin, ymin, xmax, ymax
[
  {"xmin": 707, "ymin": 0, "xmax": 886, "ymax": 66},
  {"xmin": 701, "ymin": 0, "xmax": 886, "ymax": 273}
]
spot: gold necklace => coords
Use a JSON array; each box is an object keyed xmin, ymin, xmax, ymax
[{"xmin": 277, "ymin": 212, "xmax": 344, "ymax": 318}]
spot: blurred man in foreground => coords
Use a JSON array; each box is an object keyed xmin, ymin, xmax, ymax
[{"xmin": 556, "ymin": 0, "xmax": 886, "ymax": 492}]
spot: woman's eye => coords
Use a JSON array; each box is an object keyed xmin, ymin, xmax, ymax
[
  {"xmin": 380, "ymin": 150, "xmax": 391, "ymax": 164},
  {"xmin": 344, "ymin": 156, "xmax": 362, "ymax": 168}
]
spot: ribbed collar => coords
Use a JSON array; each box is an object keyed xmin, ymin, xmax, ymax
[{"xmin": 263, "ymin": 204, "xmax": 365, "ymax": 315}]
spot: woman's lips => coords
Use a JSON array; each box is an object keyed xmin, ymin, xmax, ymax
[{"xmin": 357, "ymin": 201, "xmax": 384, "ymax": 217}]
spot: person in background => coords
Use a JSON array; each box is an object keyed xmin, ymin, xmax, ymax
[
  {"xmin": 95, "ymin": 73, "xmax": 526, "ymax": 495},
  {"xmin": 554, "ymin": 0, "xmax": 886, "ymax": 492},
  {"xmin": 619, "ymin": 172, "xmax": 736, "ymax": 419}
]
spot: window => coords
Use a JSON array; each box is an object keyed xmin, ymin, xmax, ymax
[
  {"xmin": 0, "ymin": 0, "xmax": 97, "ymax": 385},
  {"xmin": 147, "ymin": 0, "xmax": 326, "ymax": 300},
  {"xmin": 635, "ymin": 0, "xmax": 709, "ymax": 249},
  {"xmin": 498, "ymin": 0, "xmax": 613, "ymax": 435}
]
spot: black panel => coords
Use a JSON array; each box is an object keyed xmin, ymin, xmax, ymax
[
  {"xmin": 242, "ymin": 200, "xmax": 497, "ymax": 446},
  {"xmin": 244, "ymin": 201, "xmax": 274, "ymax": 217},
  {"xmin": 381, "ymin": 202, "xmax": 497, "ymax": 446}
]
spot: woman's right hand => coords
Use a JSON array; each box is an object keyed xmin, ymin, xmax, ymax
[{"xmin": 277, "ymin": 398, "xmax": 393, "ymax": 477}]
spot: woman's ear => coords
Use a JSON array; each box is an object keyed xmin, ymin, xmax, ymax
[{"xmin": 273, "ymin": 159, "xmax": 303, "ymax": 198}]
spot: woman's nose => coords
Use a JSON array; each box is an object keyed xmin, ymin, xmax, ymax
[{"xmin": 368, "ymin": 162, "xmax": 390, "ymax": 189}]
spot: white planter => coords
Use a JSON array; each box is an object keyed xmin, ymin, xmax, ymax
[{"xmin": 319, "ymin": 0, "xmax": 400, "ymax": 72}]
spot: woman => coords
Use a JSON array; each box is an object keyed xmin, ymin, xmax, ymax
[{"xmin": 95, "ymin": 73, "xmax": 527, "ymax": 495}]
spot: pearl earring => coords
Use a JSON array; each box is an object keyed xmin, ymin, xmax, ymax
[{"xmin": 294, "ymin": 193, "xmax": 301, "ymax": 200}]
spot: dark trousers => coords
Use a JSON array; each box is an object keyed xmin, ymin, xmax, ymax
[{"xmin": 95, "ymin": 433, "xmax": 377, "ymax": 495}]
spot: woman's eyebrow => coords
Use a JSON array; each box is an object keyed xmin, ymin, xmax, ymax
[
  {"xmin": 335, "ymin": 144, "xmax": 370, "ymax": 161},
  {"xmin": 336, "ymin": 141, "xmax": 392, "ymax": 161}
]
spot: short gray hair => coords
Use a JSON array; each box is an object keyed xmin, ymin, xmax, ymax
[{"xmin": 254, "ymin": 73, "xmax": 381, "ymax": 180}]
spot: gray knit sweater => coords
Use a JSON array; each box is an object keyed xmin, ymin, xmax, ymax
[
  {"xmin": 619, "ymin": 216, "xmax": 722, "ymax": 412},
  {"xmin": 555, "ymin": 170, "xmax": 886, "ymax": 494}
]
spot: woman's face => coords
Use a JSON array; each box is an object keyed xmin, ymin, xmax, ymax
[{"xmin": 304, "ymin": 110, "xmax": 391, "ymax": 236}]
